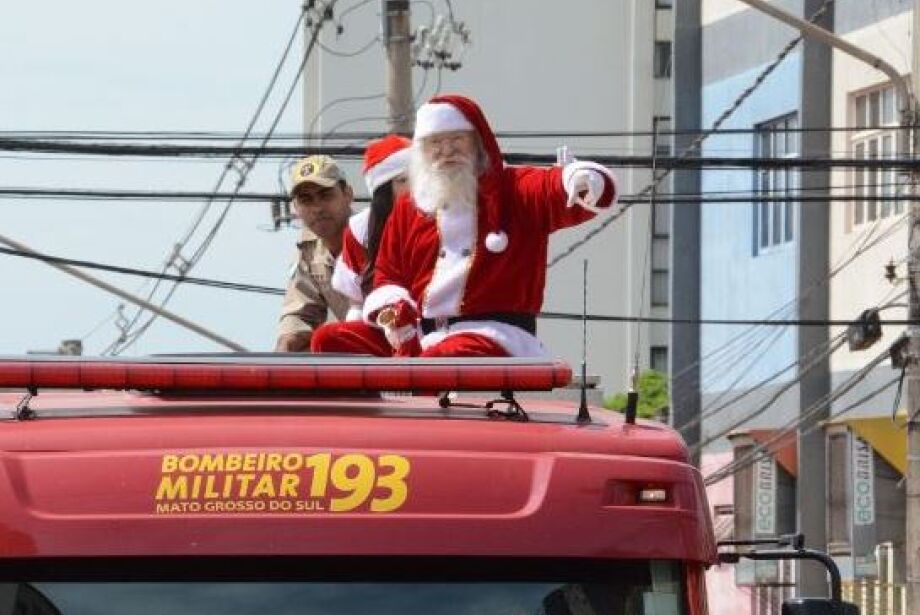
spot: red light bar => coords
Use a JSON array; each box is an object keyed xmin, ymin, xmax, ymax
[{"xmin": 0, "ymin": 356, "xmax": 572, "ymax": 393}]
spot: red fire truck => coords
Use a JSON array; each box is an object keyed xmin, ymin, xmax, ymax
[{"xmin": 0, "ymin": 355, "xmax": 714, "ymax": 614}]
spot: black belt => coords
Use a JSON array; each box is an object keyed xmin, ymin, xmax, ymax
[{"xmin": 420, "ymin": 313, "xmax": 537, "ymax": 335}]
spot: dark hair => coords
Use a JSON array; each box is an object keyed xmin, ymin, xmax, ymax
[{"xmin": 361, "ymin": 180, "xmax": 396, "ymax": 295}]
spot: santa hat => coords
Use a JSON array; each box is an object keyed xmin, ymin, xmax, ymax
[
  {"xmin": 414, "ymin": 102, "xmax": 476, "ymax": 141},
  {"xmin": 415, "ymin": 96, "xmax": 508, "ymax": 253},
  {"xmin": 362, "ymin": 134, "xmax": 412, "ymax": 195}
]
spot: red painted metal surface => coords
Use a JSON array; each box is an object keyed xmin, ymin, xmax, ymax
[{"xmin": 0, "ymin": 388, "xmax": 716, "ymax": 566}]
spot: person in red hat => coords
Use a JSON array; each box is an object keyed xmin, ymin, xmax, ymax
[
  {"xmin": 316, "ymin": 94, "xmax": 618, "ymax": 358},
  {"xmin": 310, "ymin": 135, "xmax": 413, "ymax": 355}
]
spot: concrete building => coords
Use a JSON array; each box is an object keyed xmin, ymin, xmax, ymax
[
  {"xmin": 675, "ymin": 1, "xmax": 912, "ymax": 613},
  {"xmin": 299, "ymin": 0, "xmax": 673, "ymax": 397}
]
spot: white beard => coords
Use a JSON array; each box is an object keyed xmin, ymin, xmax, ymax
[{"xmin": 408, "ymin": 146, "xmax": 478, "ymax": 214}]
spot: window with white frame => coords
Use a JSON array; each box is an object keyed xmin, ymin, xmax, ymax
[
  {"xmin": 851, "ymin": 84, "xmax": 904, "ymax": 228},
  {"xmin": 753, "ymin": 114, "xmax": 798, "ymax": 255}
]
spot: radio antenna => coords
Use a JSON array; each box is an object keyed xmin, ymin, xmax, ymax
[{"xmin": 577, "ymin": 259, "xmax": 591, "ymax": 424}]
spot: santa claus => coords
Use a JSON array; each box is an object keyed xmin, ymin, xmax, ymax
[{"xmin": 311, "ymin": 94, "xmax": 617, "ymax": 358}]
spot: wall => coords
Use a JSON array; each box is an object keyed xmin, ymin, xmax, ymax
[{"xmin": 302, "ymin": 0, "xmax": 669, "ymax": 395}]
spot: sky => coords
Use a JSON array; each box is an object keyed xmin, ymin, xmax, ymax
[{"xmin": 0, "ymin": 1, "xmax": 327, "ymax": 355}]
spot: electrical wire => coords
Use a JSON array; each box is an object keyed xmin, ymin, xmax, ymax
[
  {"xmin": 0, "ymin": 247, "xmax": 284, "ymax": 295},
  {"xmin": 97, "ymin": 5, "xmax": 309, "ymax": 354},
  {"xmin": 105, "ymin": 1, "xmax": 341, "ymax": 355},
  {"xmin": 318, "ymin": 36, "xmax": 380, "ymax": 57},
  {"xmin": 306, "ymin": 93, "xmax": 386, "ymax": 138},
  {"xmin": 3, "ymin": 244, "xmax": 912, "ymax": 329},
  {"xmin": 693, "ymin": 291, "xmax": 906, "ymax": 461},
  {"xmin": 703, "ymin": 349, "xmax": 897, "ymax": 486},
  {"xmin": 668, "ymin": 196, "xmax": 908, "ymax": 408},
  {"xmin": 2, "ymin": 125, "xmax": 908, "ymax": 143},
  {"xmin": 547, "ymin": 0, "xmax": 835, "ymax": 268},
  {"xmin": 679, "ymin": 219, "xmax": 907, "ymax": 426}
]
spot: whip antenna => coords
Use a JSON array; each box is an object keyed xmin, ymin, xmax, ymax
[{"xmin": 577, "ymin": 259, "xmax": 591, "ymax": 424}]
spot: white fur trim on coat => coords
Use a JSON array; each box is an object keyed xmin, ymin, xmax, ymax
[
  {"xmin": 562, "ymin": 160, "xmax": 618, "ymax": 213},
  {"xmin": 362, "ymin": 284, "xmax": 416, "ymax": 322},
  {"xmin": 331, "ymin": 256, "xmax": 364, "ymax": 304},
  {"xmin": 345, "ymin": 305, "xmax": 364, "ymax": 322},
  {"xmin": 414, "ymin": 102, "xmax": 475, "ymax": 140},
  {"xmin": 420, "ymin": 320, "xmax": 548, "ymax": 358},
  {"xmin": 365, "ymin": 148, "xmax": 411, "ymax": 195},
  {"xmin": 422, "ymin": 204, "xmax": 476, "ymax": 317},
  {"xmin": 348, "ymin": 209, "xmax": 371, "ymax": 247}
]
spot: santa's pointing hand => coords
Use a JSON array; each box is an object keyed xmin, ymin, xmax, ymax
[{"xmin": 563, "ymin": 162, "xmax": 614, "ymax": 213}]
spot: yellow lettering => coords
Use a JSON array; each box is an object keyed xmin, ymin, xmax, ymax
[
  {"xmin": 279, "ymin": 473, "xmax": 299, "ymax": 497},
  {"xmin": 198, "ymin": 454, "xmax": 224, "ymax": 473},
  {"xmin": 306, "ymin": 453, "xmax": 331, "ymax": 497},
  {"xmin": 226, "ymin": 454, "xmax": 242, "ymax": 472},
  {"xmin": 236, "ymin": 473, "xmax": 256, "ymax": 497},
  {"xmin": 222, "ymin": 474, "xmax": 234, "ymax": 498},
  {"xmin": 243, "ymin": 453, "xmax": 257, "ymax": 472},
  {"xmin": 156, "ymin": 475, "xmax": 188, "ymax": 500},
  {"xmin": 204, "ymin": 475, "xmax": 219, "ymax": 499},
  {"xmin": 178, "ymin": 454, "xmax": 199, "ymax": 473},
  {"xmin": 372, "ymin": 454, "xmax": 410, "ymax": 513},
  {"xmin": 330, "ymin": 454, "xmax": 375, "ymax": 512},
  {"xmin": 161, "ymin": 455, "xmax": 178, "ymax": 473},
  {"xmin": 282, "ymin": 453, "xmax": 304, "ymax": 472},
  {"xmin": 252, "ymin": 474, "xmax": 276, "ymax": 498},
  {"xmin": 266, "ymin": 453, "xmax": 283, "ymax": 472}
]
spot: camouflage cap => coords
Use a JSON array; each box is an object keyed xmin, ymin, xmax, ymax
[{"xmin": 290, "ymin": 155, "xmax": 345, "ymax": 193}]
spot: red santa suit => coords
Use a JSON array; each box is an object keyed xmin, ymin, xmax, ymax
[{"xmin": 358, "ymin": 94, "xmax": 618, "ymax": 358}]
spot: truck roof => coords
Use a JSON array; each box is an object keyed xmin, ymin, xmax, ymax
[{"xmin": 0, "ymin": 356, "xmax": 716, "ymax": 567}]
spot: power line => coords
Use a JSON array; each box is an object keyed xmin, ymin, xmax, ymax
[
  {"xmin": 547, "ymin": 0, "xmax": 834, "ymax": 268},
  {"xmin": 3, "ymin": 245, "xmax": 912, "ymax": 328},
  {"xmin": 689, "ymin": 287, "xmax": 906, "ymax": 459},
  {"xmin": 318, "ymin": 36, "xmax": 380, "ymax": 57},
  {"xmin": 0, "ymin": 247, "xmax": 285, "ymax": 295},
  {"xmin": 538, "ymin": 311, "xmax": 915, "ymax": 327},
  {"xmin": 103, "ymin": 1, "xmax": 341, "ymax": 355},
  {"xmin": 704, "ymin": 348, "xmax": 897, "ymax": 486},
  {"xmin": 0, "ymin": 125, "xmax": 901, "ymax": 142},
  {"xmin": 0, "ymin": 186, "xmax": 912, "ymax": 204},
  {"xmin": 671, "ymin": 210, "xmax": 908, "ymax": 402},
  {"xmin": 3, "ymin": 138, "xmax": 918, "ymax": 171}
]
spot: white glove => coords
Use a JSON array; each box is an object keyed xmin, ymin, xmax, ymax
[{"xmin": 565, "ymin": 168, "xmax": 605, "ymax": 210}]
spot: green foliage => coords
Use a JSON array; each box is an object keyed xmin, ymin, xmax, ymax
[{"xmin": 604, "ymin": 369, "xmax": 670, "ymax": 419}]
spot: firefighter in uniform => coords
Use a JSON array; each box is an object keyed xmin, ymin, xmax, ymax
[{"xmin": 275, "ymin": 155, "xmax": 354, "ymax": 352}]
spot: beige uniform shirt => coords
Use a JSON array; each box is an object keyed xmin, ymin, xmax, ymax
[{"xmin": 277, "ymin": 229, "xmax": 351, "ymax": 339}]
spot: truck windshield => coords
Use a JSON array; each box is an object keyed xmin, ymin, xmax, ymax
[{"xmin": 0, "ymin": 561, "xmax": 686, "ymax": 615}]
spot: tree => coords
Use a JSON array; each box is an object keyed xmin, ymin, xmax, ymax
[{"xmin": 604, "ymin": 369, "xmax": 670, "ymax": 420}]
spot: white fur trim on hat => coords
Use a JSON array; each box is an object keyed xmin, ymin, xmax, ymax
[
  {"xmin": 414, "ymin": 102, "xmax": 475, "ymax": 140},
  {"xmin": 364, "ymin": 148, "xmax": 411, "ymax": 194}
]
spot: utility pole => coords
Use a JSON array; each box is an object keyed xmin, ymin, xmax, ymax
[
  {"xmin": 671, "ymin": 0, "xmax": 702, "ymax": 466},
  {"xmin": 382, "ymin": 0, "xmax": 413, "ymax": 134},
  {"xmin": 796, "ymin": 0, "xmax": 833, "ymax": 596},
  {"xmin": 907, "ymin": 1, "xmax": 920, "ymax": 610}
]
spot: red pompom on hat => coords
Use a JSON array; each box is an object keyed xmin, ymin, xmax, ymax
[{"xmin": 362, "ymin": 134, "xmax": 412, "ymax": 195}]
